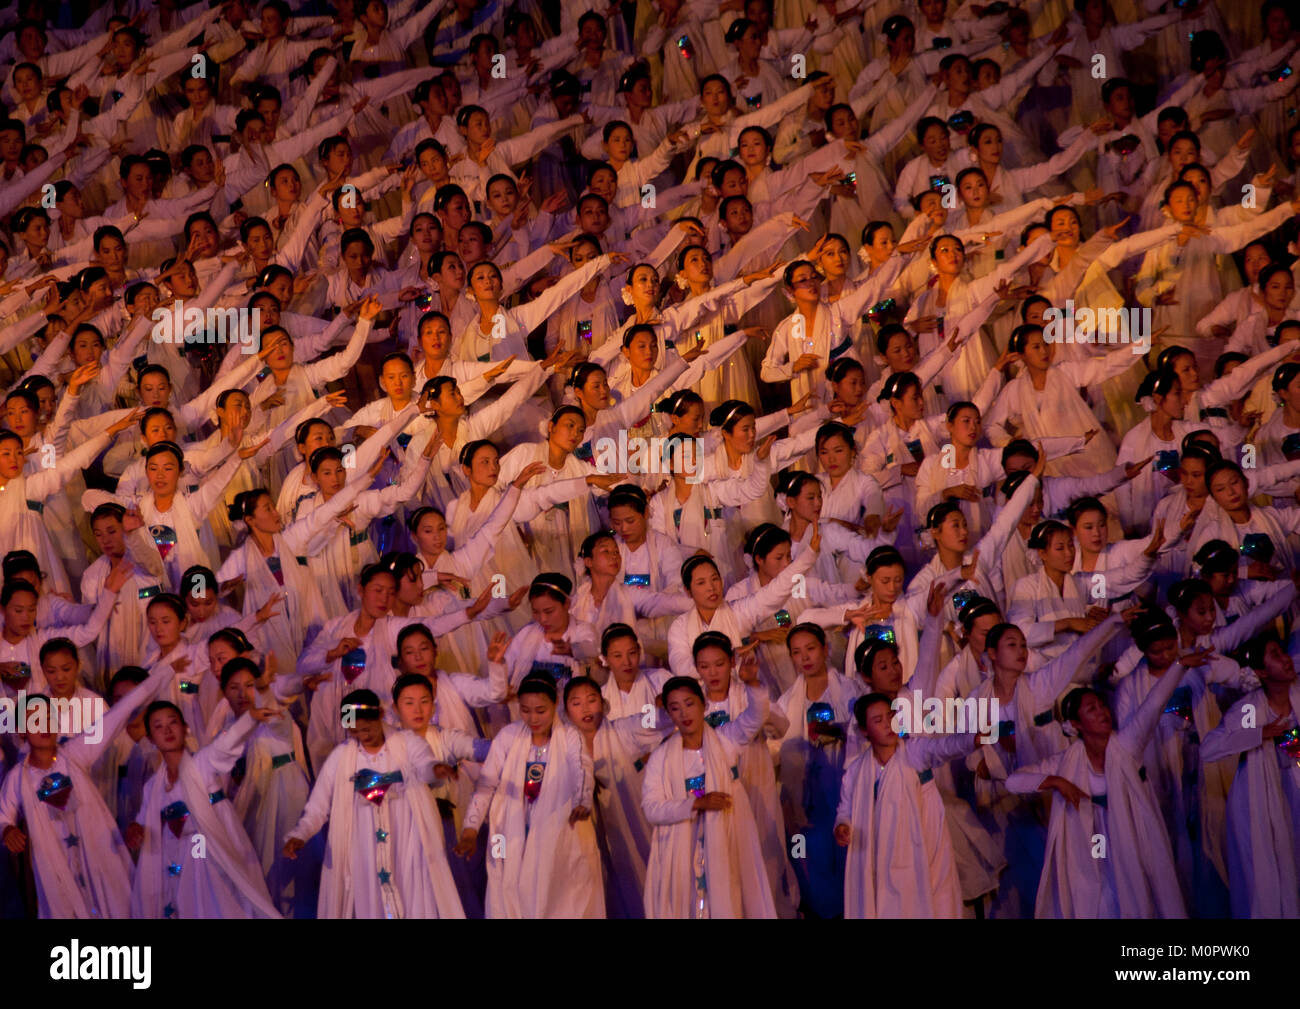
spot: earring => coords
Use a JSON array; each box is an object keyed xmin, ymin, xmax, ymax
[
  {"xmin": 621, "ymin": 289, "xmax": 635, "ymax": 306},
  {"xmin": 674, "ymin": 274, "xmax": 690, "ymax": 290}
]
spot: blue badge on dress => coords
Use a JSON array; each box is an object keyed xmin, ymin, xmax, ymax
[
  {"xmin": 524, "ymin": 761, "xmax": 545, "ymax": 802},
  {"xmin": 861, "ymin": 623, "xmax": 895, "ymax": 644},
  {"xmin": 529, "ymin": 660, "xmax": 568, "ymax": 682},
  {"xmin": 1241, "ymin": 533, "xmax": 1274, "ymax": 563},
  {"xmin": 1163, "ymin": 685, "xmax": 1194, "ymax": 722},
  {"xmin": 341, "ymin": 648, "xmax": 366, "ymax": 683},
  {"xmin": 352, "ymin": 768, "xmax": 403, "ymax": 804},
  {"xmin": 866, "ymin": 298, "xmax": 895, "ymax": 320},
  {"xmin": 1276, "ymin": 726, "xmax": 1300, "ymax": 765},
  {"xmin": 952, "ymin": 589, "xmax": 979, "ymax": 613},
  {"xmin": 806, "ymin": 701, "xmax": 843, "ymax": 742},
  {"xmin": 161, "ymin": 801, "xmax": 189, "ymax": 837},
  {"xmin": 37, "ymin": 772, "xmax": 72, "ymax": 807},
  {"xmin": 150, "ymin": 525, "xmax": 178, "ymax": 560}
]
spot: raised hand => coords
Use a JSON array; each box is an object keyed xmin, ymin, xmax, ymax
[
  {"xmin": 466, "ymin": 585, "xmax": 494, "ymax": 619},
  {"xmin": 238, "ymin": 436, "xmax": 271, "ymax": 460},
  {"xmin": 255, "ymin": 593, "xmax": 285, "ymax": 623},
  {"xmin": 1142, "ymin": 523, "xmax": 1165, "ymax": 558},
  {"xmin": 512, "ymin": 461, "xmax": 547, "ymax": 488},
  {"xmin": 486, "ymin": 631, "xmax": 509, "ymax": 663},
  {"xmin": 107, "ymin": 407, "xmax": 146, "ymax": 437},
  {"xmin": 927, "ymin": 579, "xmax": 947, "ymax": 618},
  {"xmin": 1124, "ymin": 454, "xmax": 1154, "ymax": 479},
  {"xmin": 66, "ymin": 362, "xmax": 102, "ymax": 395},
  {"xmin": 1101, "ymin": 216, "xmax": 1131, "ymax": 241}
]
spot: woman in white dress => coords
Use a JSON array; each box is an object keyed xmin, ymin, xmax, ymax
[
  {"xmin": 454, "ymin": 675, "xmax": 603, "ymax": 919},
  {"xmin": 775, "ymin": 622, "xmax": 863, "ymax": 919},
  {"xmin": 1191, "ymin": 458, "xmax": 1300, "ymax": 579},
  {"xmin": 0, "ymin": 664, "xmax": 171, "ymax": 918},
  {"xmin": 129, "ymin": 699, "xmax": 281, "ymax": 919},
  {"xmin": 985, "ymin": 324, "xmax": 1137, "ymax": 479},
  {"xmin": 563, "ymin": 674, "xmax": 672, "ymax": 919},
  {"xmin": 1005, "ymin": 655, "xmax": 1204, "ymax": 919},
  {"xmin": 904, "ymin": 234, "xmax": 1053, "ymax": 402},
  {"xmin": 209, "ymin": 656, "xmax": 312, "ymax": 918},
  {"xmin": 641, "ymin": 660, "xmax": 777, "ymax": 918},
  {"xmin": 445, "ymin": 437, "xmax": 617, "ymax": 630},
  {"xmin": 283, "ymin": 687, "xmax": 465, "ymax": 920},
  {"xmin": 0, "ymin": 411, "xmax": 140, "ymax": 594},
  {"xmin": 1200, "ymin": 635, "xmax": 1300, "ymax": 918}
]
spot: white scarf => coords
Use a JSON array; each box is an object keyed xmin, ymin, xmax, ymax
[
  {"xmin": 17, "ymin": 751, "xmax": 134, "ymax": 918},
  {"xmin": 132, "ymin": 738, "xmax": 280, "ymax": 918},
  {"xmin": 320, "ymin": 732, "xmax": 465, "ymax": 919},
  {"xmin": 677, "ymin": 604, "xmax": 745, "ymax": 660},
  {"xmin": 841, "ymin": 741, "xmax": 944, "ymax": 918},
  {"xmin": 1036, "ymin": 735, "xmax": 1185, "ymax": 918},
  {"xmin": 644, "ymin": 728, "xmax": 775, "ymax": 918},
  {"xmin": 590, "ymin": 716, "xmax": 660, "ymax": 918},
  {"xmin": 1220, "ymin": 686, "xmax": 1300, "ymax": 917},
  {"xmin": 484, "ymin": 720, "xmax": 603, "ymax": 918},
  {"xmin": 140, "ymin": 487, "xmax": 219, "ymax": 586}
]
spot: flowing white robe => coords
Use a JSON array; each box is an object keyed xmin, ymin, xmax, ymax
[
  {"xmin": 588, "ymin": 712, "xmax": 670, "ymax": 919},
  {"xmin": 837, "ymin": 734, "xmax": 970, "ymax": 918},
  {"xmin": 1201, "ymin": 685, "xmax": 1300, "ymax": 918},
  {"xmin": 777, "ymin": 669, "xmax": 863, "ymax": 918},
  {"xmin": 131, "ymin": 714, "xmax": 281, "ymax": 919},
  {"xmin": 1007, "ymin": 661, "xmax": 1190, "ymax": 919},
  {"xmin": 287, "ymin": 730, "xmax": 465, "ymax": 919},
  {"xmin": 0, "ymin": 665, "xmax": 169, "ymax": 917},
  {"xmin": 464, "ymin": 719, "xmax": 603, "ymax": 918},
  {"xmin": 641, "ymin": 717, "xmax": 777, "ymax": 919}
]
